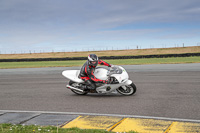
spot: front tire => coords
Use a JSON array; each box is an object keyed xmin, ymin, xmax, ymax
[
  {"xmin": 117, "ymin": 83, "xmax": 137, "ymax": 96},
  {"xmin": 69, "ymin": 80, "xmax": 88, "ymax": 95}
]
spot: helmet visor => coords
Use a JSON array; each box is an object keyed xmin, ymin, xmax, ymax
[{"xmin": 91, "ymin": 61, "xmax": 97, "ymax": 65}]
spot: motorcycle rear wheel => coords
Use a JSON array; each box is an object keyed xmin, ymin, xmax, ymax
[
  {"xmin": 69, "ymin": 80, "xmax": 88, "ymax": 95},
  {"xmin": 117, "ymin": 83, "xmax": 136, "ymax": 96}
]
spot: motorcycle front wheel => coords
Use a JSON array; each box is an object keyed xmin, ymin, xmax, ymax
[
  {"xmin": 69, "ymin": 80, "xmax": 88, "ymax": 95},
  {"xmin": 117, "ymin": 83, "xmax": 137, "ymax": 96}
]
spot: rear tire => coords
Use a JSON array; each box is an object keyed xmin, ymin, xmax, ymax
[
  {"xmin": 69, "ymin": 80, "xmax": 88, "ymax": 95},
  {"xmin": 117, "ymin": 83, "xmax": 137, "ymax": 96}
]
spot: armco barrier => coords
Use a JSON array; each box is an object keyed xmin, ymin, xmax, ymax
[{"xmin": 0, "ymin": 53, "xmax": 200, "ymax": 62}]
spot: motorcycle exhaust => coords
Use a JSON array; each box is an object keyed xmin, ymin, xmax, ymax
[{"xmin": 66, "ymin": 85, "xmax": 84, "ymax": 92}]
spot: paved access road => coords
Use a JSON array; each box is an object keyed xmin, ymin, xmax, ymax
[{"xmin": 0, "ymin": 63, "xmax": 200, "ymax": 120}]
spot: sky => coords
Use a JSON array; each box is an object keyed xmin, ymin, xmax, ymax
[{"xmin": 0, "ymin": 0, "xmax": 200, "ymax": 54}]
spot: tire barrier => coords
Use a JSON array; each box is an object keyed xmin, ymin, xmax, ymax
[{"xmin": 0, "ymin": 53, "xmax": 200, "ymax": 62}]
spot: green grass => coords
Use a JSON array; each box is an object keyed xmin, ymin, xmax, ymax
[
  {"xmin": 0, "ymin": 56, "xmax": 200, "ymax": 69},
  {"xmin": 108, "ymin": 56, "xmax": 200, "ymax": 65},
  {"xmin": 0, "ymin": 123, "xmax": 137, "ymax": 133}
]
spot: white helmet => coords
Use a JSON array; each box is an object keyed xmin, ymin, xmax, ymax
[{"xmin": 88, "ymin": 54, "xmax": 98, "ymax": 67}]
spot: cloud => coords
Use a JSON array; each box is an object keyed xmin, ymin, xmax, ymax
[
  {"xmin": 1, "ymin": 0, "xmax": 199, "ymax": 28},
  {"xmin": 0, "ymin": 0, "xmax": 200, "ymax": 53}
]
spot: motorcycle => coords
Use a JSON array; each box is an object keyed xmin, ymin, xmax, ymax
[{"xmin": 62, "ymin": 65, "xmax": 136, "ymax": 96}]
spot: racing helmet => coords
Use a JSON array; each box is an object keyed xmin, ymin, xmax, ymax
[{"xmin": 88, "ymin": 54, "xmax": 98, "ymax": 67}]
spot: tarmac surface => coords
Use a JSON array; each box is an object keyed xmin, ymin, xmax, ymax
[{"xmin": 0, "ymin": 63, "xmax": 200, "ymax": 132}]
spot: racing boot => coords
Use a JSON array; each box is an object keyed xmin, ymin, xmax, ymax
[{"xmin": 79, "ymin": 84, "xmax": 96, "ymax": 93}]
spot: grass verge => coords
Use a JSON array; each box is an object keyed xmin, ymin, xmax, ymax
[
  {"xmin": 0, "ymin": 56, "xmax": 200, "ymax": 69},
  {"xmin": 0, "ymin": 123, "xmax": 137, "ymax": 133}
]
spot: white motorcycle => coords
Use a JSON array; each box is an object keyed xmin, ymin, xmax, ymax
[{"xmin": 62, "ymin": 65, "xmax": 136, "ymax": 96}]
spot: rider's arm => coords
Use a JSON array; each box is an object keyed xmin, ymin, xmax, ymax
[{"xmin": 98, "ymin": 59, "xmax": 111, "ymax": 67}]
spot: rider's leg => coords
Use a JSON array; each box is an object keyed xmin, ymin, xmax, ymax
[
  {"xmin": 80, "ymin": 77, "xmax": 91, "ymax": 91},
  {"xmin": 79, "ymin": 77, "xmax": 89, "ymax": 90},
  {"xmin": 85, "ymin": 80, "xmax": 96, "ymax": 93},
  {"xmin": 85, "ymin": 80, "xmax": 96, "ymax": 90},
  {"xmin": 79, "ymin": 77, "xmax": 96, "ymax": 91}
]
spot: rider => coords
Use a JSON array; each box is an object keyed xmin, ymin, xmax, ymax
[{"xmin": 79, "ymin": 54, "xmax": 112, "ymax": 92}]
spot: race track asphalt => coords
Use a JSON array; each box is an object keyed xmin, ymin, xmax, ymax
[{"xmin": 0, "ymin": 63, "xmax": 200, "ymax": 120}]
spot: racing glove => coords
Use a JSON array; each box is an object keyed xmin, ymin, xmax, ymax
[{"xmin": 108, "ymin": 64, "xmax": 114, "ymax": 67}]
